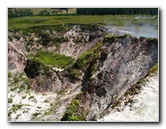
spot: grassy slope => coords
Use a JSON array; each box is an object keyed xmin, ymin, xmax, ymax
[{"xmin": 8, "ymin": 15, "xmax": 158, "ymax": 30}]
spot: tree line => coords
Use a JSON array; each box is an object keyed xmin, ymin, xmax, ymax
[
  {"xmin": 8, "ymin": 8, "xmax": 33, "ymax": 18},
  {"xmin": 76, "ymin": 8, "xmax": 158, "ymax": 15},
  {"xmin": 8, "ymin": 8, "xmax": 158, "ymax": 18},
  {"xmin": 8, "ymin": 8, "xmax": 70, "ymax": 18}
]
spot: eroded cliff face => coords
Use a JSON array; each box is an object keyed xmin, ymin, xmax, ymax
[
  {"xmin": 8, "ymin": 24, "xmax": 158, "ymax": 121},
  {"xmin": 81, "ymin": 36, "xmax": 158, "ymax": 120}
]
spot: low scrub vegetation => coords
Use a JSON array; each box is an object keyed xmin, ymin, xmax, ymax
[
  {"xmin": 8, "ymin": 98, "xmax": 13, "ymax": 103},
  {"xmin": 16, "ymin": 25, "xmax": 69, "ymax": 36},
  {"xmin": 73, "ymin": 42, "xmax": 102, "ymax": 70},
  {"xmin": 61, "ymin": 97, "xmax": 88, "ymax": 121},
  {"xmin": 147, "ymin": 38, "xmax": 158, "ymax": 44},
  {"xmin": 73, "ymin": 37, "xmax": 83, "ymax": 43},
  {"xmin": 65, "ymin": 43, "xmax": 102, "ymax": 82},
  {"xmin": 10, "ymin": 104, "xmax": 22, "ymax": 113},
  {"xmin": 80, "ymin": 24, "xmax": 99, "ymax": 32},
  {"xmin": 103, "ymin": 35, "xmax": 118, "ymax": 43},
  {"xmin": 147, "ymin": 63, "xmax": 158, "ymax": 76}
]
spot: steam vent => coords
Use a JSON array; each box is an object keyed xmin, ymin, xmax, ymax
[{"xmin": 8, "ymin": 8, "xmax": 159, "ymax": 122}]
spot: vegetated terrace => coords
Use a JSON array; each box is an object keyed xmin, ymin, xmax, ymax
[
  {"xmin": 8, "ymin": 15, "xmax": 158, "ymax": 30},
  {"xmin": 28, "ymin": 51, "xmax": 75, "ymax": 69}
]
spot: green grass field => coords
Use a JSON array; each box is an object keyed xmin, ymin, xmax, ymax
[
  {"xmin": 8, "ymin": 15, "xmax": 158, "ymax": 30},
  {"xmin": 30, "ymin": 51, "xmax": 75, "ymax": 69}
]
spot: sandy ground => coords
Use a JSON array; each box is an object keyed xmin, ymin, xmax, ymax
[
  {"xmin": 8, "ymin": 89, "xmax": 57, "ymax": 121},
  {"xmin": 98, "ymin": 72, "xmax": 159, "ymax": 122}
]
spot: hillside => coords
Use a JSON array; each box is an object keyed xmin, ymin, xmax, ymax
[{"xmin": 8, "ymin": 13, "xmax": 159, "ymax": 121}]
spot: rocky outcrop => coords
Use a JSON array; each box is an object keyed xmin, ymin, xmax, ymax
[
  {"xmin": 8, "ymin": 42, "xmax": 27, "ymax": 75},
  {"xmin": 79, "ymin": 36, "xmax": 158, "ymax": 120}
]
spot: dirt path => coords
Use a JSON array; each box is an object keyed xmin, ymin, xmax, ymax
[{"xmin": 98, "ymin": 72, "xmax": 159, "ymax": 122}]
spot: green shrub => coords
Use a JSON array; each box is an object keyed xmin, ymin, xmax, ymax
[
  {"xmin": 42, "ymin": 65, "xmax": 51, "ymax": 76},
  {"xmin": 50, "ymin": 42, "xmax": 60, "ymax": 51},
  {"xmin": 89, "ymin": 63, "xmax": 97, "ymax": 81},
  {"xmin": 73, "ymin": 37, "xmax": 83, "ymax": 43},
  {"xmin": 52, "ymin": 36, "xmax": 68, "ymax": 43},
  {"xmin": 29, "ymin": 96, "xmax": 34, "ymax": 100},
  {"xmin": 11, "ymin": 104, "xmax": 22, "ymax": 113},
  {"xmin": 16, "ymin": 114, "xmax": 21, "ymax": 119},
  {"xmin": 44, "ymin": 99, "xmax": 49, "ymax": 103},
  {"xmin": 80, "ymin": 24, "xmax": 99, "ymax": 31},
  {"xmin": 32, "ymin": 112, "xmax": 40, "ymax": 117},
  {"xmin": 39, "ymin": 10, "xmax": 50, "ymax": 16},
  {"xmin": 147, "ymin": 38, "xmax": 158, "ymax": 44},
  {"xmin": 8, "ymin": 72, "xmax": 12, "ymax": 78},
  {"xmin": 27, "ymin": 40, "xmax": 33, "ymax": 46},
  {"xmin": 10, "ymin": 86, "xmax": 18, "ymax": 91},
  {"xmin": 14, "ymin": 35, "xmax": 20, "ymax": 40},
  {"xmin": 40, "ymin": 32, "xmax": 51, "ymax": 46},
  {"xmin": 147, "ymin": 63, "xmax": 158, "ymax": 76},
  {"xmin": 73, "ymin": 43, "xmax": 101, "ymax": 70},
  {"xmin": 73, "ymin": 57, "xmax": 87, "ymax": 69},
  {"xmin": 19, "ymin": 85, "xmax": 25, "ymax": 91},
  {"xmin": 61, "ymin": 98, "xmax": 87, "ymax": 121},
  {"xmin": 8, "ymin": 36, "xmax": 12, "ymax": 41},
  {"xmin": 8, "ymin": 98, "xmax": 13, "ymax": 103},
  {"xmin": 125, "ymin": 79, "xmax": 143, "ymax": 96},
  {"xmin": 103, "ymin": 35, "xmax": 117, "ymax": 43},
  {"xmin": 67, "ymin": 43, "xmax": 101, "ymax": 81},
  {"xmin": 22, "ymin": 95, "xmax": 26, "ymax": 99}
]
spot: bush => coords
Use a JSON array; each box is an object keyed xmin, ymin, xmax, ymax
[
  {"xmin": 73, "ymin": 57, "xmax": 87, "ymax": 69},
  {"xmin": 39, "ymin": 32, "xmax": 51, "ymax": 46},
  {"xmin": 80, "ymin": 24, "xmax": 99, "ymax": 32},
  {"xmin": 10, "ymin": 86, "xmax": 18, "ymax": 91},
  {"xmin": 8, "ymin": 72, "xmax": 12, "ymax": 78},
  {"xmin": 11, "ymin": 104, "xmax": 22, "ymax": 113},
  {"xmin": 147, "ymin": 38, "xmax": 158, "ymax": 44},
  {"xmin": 103, "ymin": 35, "xmax": 117, "ymax": 43},
  {"xmin": 61, "ymin": 99, "xmax": 87, "ymax": 121},
  {"xmin": 73, "ymin": 42, "xmax": 102, "ymax": 70},
  {"xmin": 8, "ymin": 8, "xmax": 33, "ymax": 18},
  {"xmin": 39, "ymin": 10, "xmax": 50, "ymax": 16},
  {"xmin": 147, "ymin": 63, "xmax": 158, "ymax": 76},
  {"xmin": 73, "ymin": 37, "xmax": 83, "ymax": 43},
  {"xmin": 52, "ymin": 36, "xmax": 68, "ymax": 43},
  {"xmin": 14, "ymin": 35, "xmax": 20, "ymax": 40},
  {"xmin": 8, "ymin": 98, "xmax": 13, "ymax": 103},
  {"xmin": 66, "ymin": 68, "xmax": 81, "ymax": 79},
  {"xmin": 13, "ymin": 76, "xmax": 19, "ymax": 84}
]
